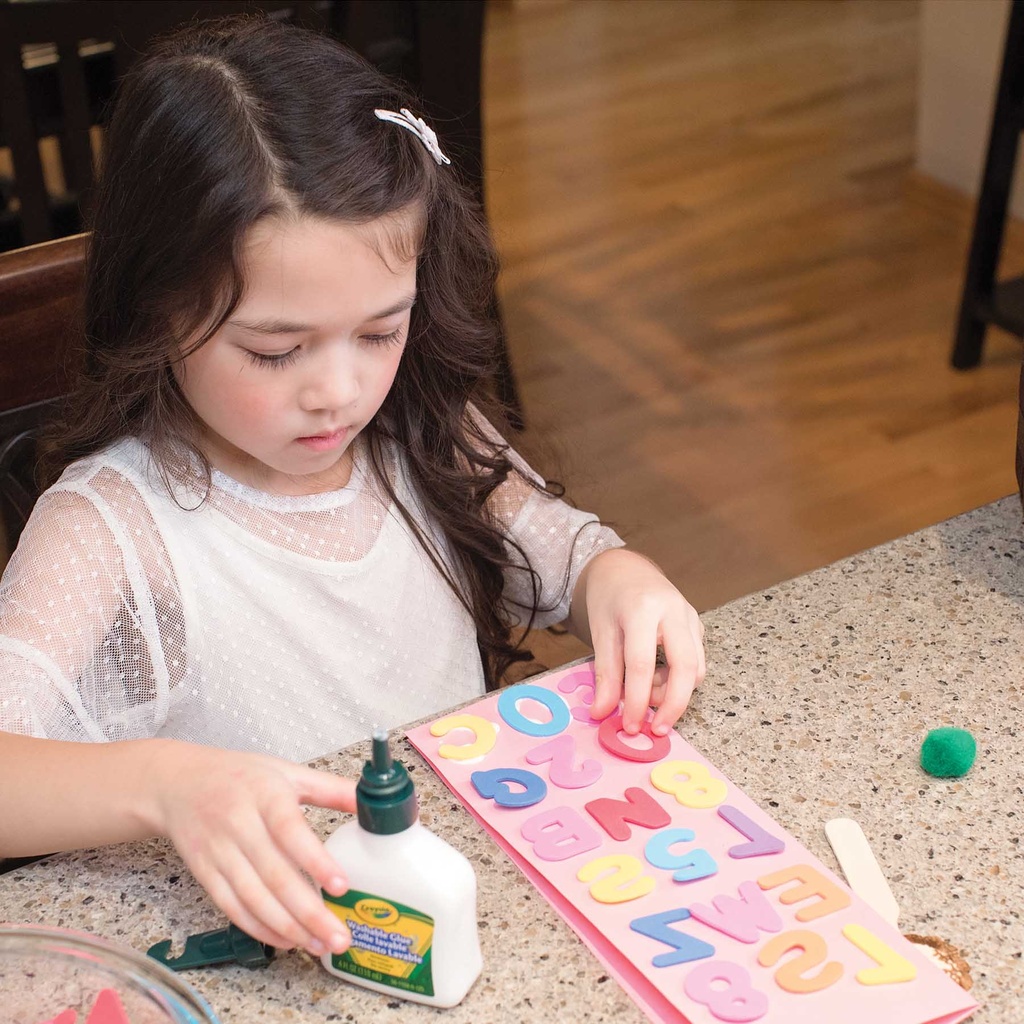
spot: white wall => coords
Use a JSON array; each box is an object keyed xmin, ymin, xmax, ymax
[{"xmin": 916, "ymin": 0, "xmax": 1024, "ymax": 215}]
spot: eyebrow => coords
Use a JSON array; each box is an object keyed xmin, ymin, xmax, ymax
[{"xmin": 228, "ymin": 294, "xmax": 417, "ymax": 335}]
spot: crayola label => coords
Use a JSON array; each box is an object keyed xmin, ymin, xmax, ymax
[{"xmin": 323, "ymin": 889, "xmax": 434, "ymax": 997}]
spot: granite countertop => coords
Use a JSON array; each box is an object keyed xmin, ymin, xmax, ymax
[{"xmin": 1, "ymin": 498, "xmax": 1022, "ymax": 1021}]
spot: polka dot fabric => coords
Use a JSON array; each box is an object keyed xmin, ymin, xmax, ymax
[{"xmin": 0, "ymin": 433, "xmax": 621, "ymax": 762}]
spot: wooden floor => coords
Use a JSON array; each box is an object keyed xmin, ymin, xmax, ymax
[{"xmin": 484, "ymin": 0, "xmax": 1024, "ymax": 668}]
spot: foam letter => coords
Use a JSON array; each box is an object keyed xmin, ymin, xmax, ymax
[
  {"xmin": 842, "ymin": 924, "xmax": 916, "ymax": 985},
  {"xmin": 757, "ymin": 930, "xmax": 844, "ymax": 994},
  {"xmin": 498, "ymin": 684, "xmax": 570, "ymax": 737},
  {"xmin": 526, "ymin": 734, "xmax": 603, "ymax": 789},
  {"xmin": 521, "ymin": 806, "xmax": 602, "ymax": 862},
  {"xmin": 688, "ymin": 880, "xmax": 783, "ymax": 943},
  {"xmin": 557, "ymin": 666, "xmax": 606, "ymax": 725},
  {"xmin": 757, "ymin": 864, "xmax": 852, "ymax": 922},
  {"xmin": 577, "ymin": 854, "xmax": 655, "ymax": 904},
  {"xmin": 585, "ymin": 786, "xmax": 671, "ymax": 841},
  {"xmin": 650, "ymin": 759, "xmax": 728, "ymax": 808},
  {"xmin": 644, "ymin": 828, "xmax": 718, "ymax": 883},
  {"xmin": 630, "ymin": 908, "xmax": 716, "ymax": 967},
  {"xmin": 429, "ymin": 713, "xmax": 497, "ymax": 761},
  {"xmin": 471, "ymin": 767, "xmax": 547, "ymax": 808},
  {"xmin": 598, "ymin": 713, "xmax": 672, "ymax": 762},
  {"xmin": 683, "ymin": 961, "xmax": 768, "ymax": 1022},
  {"xmin": 718, "ymin": 805, "xmax": 785, "ymax": 859}
]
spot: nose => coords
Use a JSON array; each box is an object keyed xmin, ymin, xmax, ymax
[{"xmin": 298, "ymin": 343, "xmax": 360, "ymax": 413}]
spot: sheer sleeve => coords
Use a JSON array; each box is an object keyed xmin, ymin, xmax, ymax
[
  {"xmin": 0, "ymin": 466, "xmax": 186, "ymax": 742},
  {"xmin": 473, "ymin": 412, "xmax": 624, "ymax": 630}
]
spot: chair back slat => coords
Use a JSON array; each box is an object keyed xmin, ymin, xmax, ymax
[
  {"xmin": 55, "ymin": 43, "xmax": 96, "ymax": 198},
  {"xmin": 0, "ymin": 27, "xmax": 51, "ymax": 245}
]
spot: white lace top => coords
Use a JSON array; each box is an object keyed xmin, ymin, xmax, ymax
[{"xmin": 0, "ymin": 433, "xmax": 622, "ymax": 762}]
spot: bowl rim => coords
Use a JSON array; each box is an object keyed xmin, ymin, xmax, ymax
[{"xmin": 0, "ymin": 922, "xmax": 221, "ymax": 1022}]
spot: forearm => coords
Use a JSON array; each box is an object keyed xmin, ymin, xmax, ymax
[{"xmin": 0, "ymin": 731, "xmax": 173, "ymax": 856}]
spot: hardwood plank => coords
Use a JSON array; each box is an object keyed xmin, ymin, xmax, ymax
[{"xmin": 483, "ymin": 0, "xmax": 1024, "ymax": 671}]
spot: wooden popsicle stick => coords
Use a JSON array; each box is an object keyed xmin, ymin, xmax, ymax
[{"xmin": 824, "ymin": 817, "xmax": 901, "ymax": 927}]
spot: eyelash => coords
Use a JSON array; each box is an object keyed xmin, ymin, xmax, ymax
[{"xmin": 244, "ymin": 327, "xmax": 405, "ymax": 369}]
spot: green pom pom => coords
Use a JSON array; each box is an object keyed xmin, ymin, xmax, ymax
[{"xmin": 920, "ymin": 727, "xmax": 976, "ymax": 778}]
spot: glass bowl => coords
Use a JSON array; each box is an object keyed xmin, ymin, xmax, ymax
[{"xmin": 0, "ymin": 924, "xmax": 220, "ymax": 1023}]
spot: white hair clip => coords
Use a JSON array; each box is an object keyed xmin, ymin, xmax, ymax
[{"xmin": 374, "ymin": 107, "xmax": 451, "ymax": 166}]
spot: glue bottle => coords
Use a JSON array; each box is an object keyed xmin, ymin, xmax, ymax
[{"xmin": 321, "ymin": 729, "xmax": 482, "ymax": 1008}]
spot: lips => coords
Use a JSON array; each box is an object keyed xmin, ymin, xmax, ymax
[{"xmin": 295, "ymin": 427, "xmax": 348, "ymax": 451}]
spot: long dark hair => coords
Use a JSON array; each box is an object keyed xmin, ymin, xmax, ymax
[{"xmin": 42, "ymin": 15, "xmax": 553, "ymax": 687}]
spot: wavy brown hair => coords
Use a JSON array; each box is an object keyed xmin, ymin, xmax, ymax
[{"xmin": 42, "ymin": 15, "xmax": 558, "ymax": 687}]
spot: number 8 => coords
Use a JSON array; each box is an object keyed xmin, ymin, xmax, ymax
[{"xmin": 683, "ymin": 961, "xmax": 768, "ymax": 1023}]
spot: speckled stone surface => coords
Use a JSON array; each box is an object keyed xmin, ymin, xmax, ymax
[{"xmin": 1, "ymin": 498, "xmax": 1022, "ymax": 1021}]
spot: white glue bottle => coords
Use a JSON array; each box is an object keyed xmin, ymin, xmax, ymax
[{"xmin": 321, "ymin": 729, "xmax": 482, "ymax": 1008}]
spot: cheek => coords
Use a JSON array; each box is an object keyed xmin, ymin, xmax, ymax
[
  {"xmin": 182, "ymin": 349, "xmax": 281, "ymax": 426},
  {"xmin": 376, "ymin": 346, "xmax": 406, "ymax": 390},
  {"xmin": 223, "ymin": 386, "xmax": 280, "ymax": 428}
]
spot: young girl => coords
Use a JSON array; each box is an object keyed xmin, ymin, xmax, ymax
[{"xmin": 0, "ymin": 17, "xmax": 704, "ymax": 962}]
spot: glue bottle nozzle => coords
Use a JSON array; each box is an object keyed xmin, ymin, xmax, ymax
[{"xmin": 371, "ymin": 727, "xmax": 392, "ymax": 773}]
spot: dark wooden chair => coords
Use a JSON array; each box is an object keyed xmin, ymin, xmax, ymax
[
  {"xmin": 0, "ymin": 233, "xmax": 85, "ymax": 564},
  {"xmin": 0, "ymin": 0, "xmax": 522, "ymax": 422},
  {"xmin": 952, "ymin": 0, "xmax": 1024, "ymax": 367}
]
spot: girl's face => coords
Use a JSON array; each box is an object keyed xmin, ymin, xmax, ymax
[{"xmin": 175, "ymin": 212, "xmax": 418, "ymax": 495}]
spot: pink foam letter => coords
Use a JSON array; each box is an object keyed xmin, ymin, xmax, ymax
[{"xmin": 521, "ymin": 806, "xmax": 602, "ymax": 862}]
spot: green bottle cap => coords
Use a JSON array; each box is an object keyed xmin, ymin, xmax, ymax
[{"xmin": 357, "ymin": 728, "xmax": 418, "ymax": 835}]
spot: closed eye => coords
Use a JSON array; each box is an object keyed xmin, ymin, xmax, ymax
[
  {"xmin": 245, "ymin": 347, "xmax": 300, "ymax": 368},
  {"xmin": 362, "ymin": 327, "xmax": 405, "ymax": 347}
]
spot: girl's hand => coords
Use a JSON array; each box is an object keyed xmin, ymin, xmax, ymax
[
  {"xmin": 146, "ymin": 741, "xmax": 356, "ymax": 956},
  {"xmin": 570, "ymin": 548, "xmax": 706, "ymax": 736}
]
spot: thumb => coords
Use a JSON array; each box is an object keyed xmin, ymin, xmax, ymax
[{"xmin": 291, "ymin": 765, "xmax": 358, "ymax": 813}]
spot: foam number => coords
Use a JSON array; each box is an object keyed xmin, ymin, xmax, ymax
[
  {"xmin": 842, "ymin": 924, "xmax": 917, "ymax": 985},
  {"xmin": 757, "ymin": 930, "xmax": 844, "ymax": 994},
  {"xmin": 429, "ymin": 714, "xmax": 497, "ymax": 761},
  {"xmin": 757, "ymin": 864, "xmax": 852, "ymax": 922},
  {"xmin": 718, "ymin": 805, "xmax": 785, "ymax": 859},
  {"xmin": 471, "ymin": 768, "xmax": 547, "ymax": 809},
  {"xmin": 688, "ymin": 880, "xmax": 782, "ymax": 943},
  {"xmin": 498, "ymin": 684, "xmax": 571, "ymax": 737},
  {"xmin": 521, "ymin": 806, "xmax": 602, "ymax": 862},
  {"xmin": 526, "ymin": 734, "xmax": 603, "ymax": 789},
  {"xmin": 557, "ymin": 666, "xmax": 605, "ymax": 725},
  {"xmin": 644, "ymin": 828, "xmax": 718, "ymax": 883},
  {"xmin": 650, "ymin": 759, "xmax": 728, "ymax": 809},
  {"xmin": 683, "ymin": 961, "xmax": 769, "ymax": 1023},
  {"xmin": 584, "ymin": 787, "xmax": 671, "ymax": 841},
  {"xmin": 630, "ymin": 908, "xmax": 716, "ymax": 967},
  {"xmin": 577, "ymin": 854, "xmax": 655, "ymax": 904},
  {"xmin": 598, "ymin": 713, "xmax": 672, "ymax": 763}
]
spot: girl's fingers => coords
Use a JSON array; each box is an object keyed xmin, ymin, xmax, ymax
[
  {"xmin": 620, "ymin": 615, "xmax": 660, "ymax": 734},
  {"xmin": 692, "ymin": 615, "xmax": 707, "ymax": 684},
  {"xmin": 649, "ymin": 665, "xmax": 670, "ymax": 699},
  {"xmin": 236, "ymin": 816, "xmax": 351, "ymax": 955},
  {"xmin": 649, "ymin": 620, "xmax": 702, "ymax": 735},
  {"xmin": 264, "ymin": 785, "xmax": 350, "ymax": 895},
  {"xmin": 189, "ymin": 860, "xmax": 298, "ymax": 951},
  {"xmin": 217, "ymin": 842, "xmax": 327, "ymax": 953},
  {"xmin": 292, "ymin": 767, "xmax": 358, "ymax": 815},
  {"xmin": 589, "ymin": 621, "xmax": 625, "ymax": 722}
]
